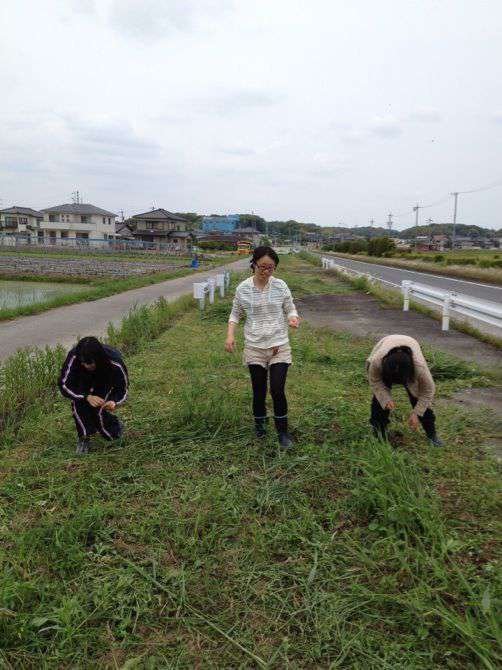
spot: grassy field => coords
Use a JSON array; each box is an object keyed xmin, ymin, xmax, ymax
[
  {"xmin": 0, "ymin": 247, "xmax": 239, "ymax": 264},
  {"xmin": 0, "ymin": 258, "xmax": 500, "ymax": 668}
]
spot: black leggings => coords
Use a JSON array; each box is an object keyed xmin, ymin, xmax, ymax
[
  {"xmin": 370, "ymin": 387, "xmax": 437, "ymax": 439},
  {"xmin": 248, "ymin": 363, "xmax": 289, "ymax": 426}
]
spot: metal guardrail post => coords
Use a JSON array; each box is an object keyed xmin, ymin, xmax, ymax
[
  {"xmin": 208, "ymin": 278, "xmax": 215, "ymax": 304},
  {"xmin": 442, "ymin": 292, "xmax": 454, "ymax": 331},
  {"xmin": 402, "ymin": 280, "xmax": 411, "ymax": 311}
]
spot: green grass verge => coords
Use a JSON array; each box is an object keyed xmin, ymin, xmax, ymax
[{"xmin": 0, "ymin": 258, "xmax": 500, "ymax": 668}]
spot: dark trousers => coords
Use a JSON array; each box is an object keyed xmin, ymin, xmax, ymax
[
  {"xmin": 370, "ymin": 387, "xmax": 436, "ymax": 439},
  {"xmin": 71, "ymin": 400, "xmax": 122, "ymax": 441},
  {"xmin": 248, "ymin": 363, "xmax": 289, "ymax": 432}
]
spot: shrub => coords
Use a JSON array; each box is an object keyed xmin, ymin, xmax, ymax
[{"xmin": 367, "ymin": 237, "xmax": 396, "ymax": 257}]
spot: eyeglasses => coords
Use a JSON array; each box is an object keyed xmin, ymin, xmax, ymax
[{"xmin": 256, "ymin": 264, "xmax": 275, "ymax": 271}]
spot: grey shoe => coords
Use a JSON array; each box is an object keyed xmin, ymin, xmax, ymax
[
  {"xmin": 76, "ymin": 438, "xmax": 90, "ymax": 455},
  {"xmin": 278, "ymin": 432, "xmax": 293, "ymax": 449},
  {"xmin": 429, "ymin": 434, "xmax": 444, "ymax": 447}
]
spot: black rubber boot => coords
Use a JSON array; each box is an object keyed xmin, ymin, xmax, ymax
[
  {"xmin": 371, "ymin": 424, "xmax": 388, "ymax": 442},
  {"xmin": 274, "ymin": 416, "xmax": 293, "ymax": 449},
  {"xmin": 254, "ymin": 417, "xmax": 267, "ymax": 438},
  {"xmin": 76, "ymin": 438, "xmax": 90, "ymax": 455},
  {"xmin": 429, "ymin": 433, "xmax": 444, "ymax": 447}
]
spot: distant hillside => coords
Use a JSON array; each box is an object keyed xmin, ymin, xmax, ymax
[{"xmin": 398, "ymin": 223, "xmax": 499, "ymax": 239}]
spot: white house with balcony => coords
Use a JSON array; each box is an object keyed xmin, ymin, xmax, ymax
[
  {"xmin": 0, "ymin": 206, "xmax": 44, "ymax": 240},
  {"xmin": 39, "ymin": 203, "xmax": 117, "ymax": 244}
]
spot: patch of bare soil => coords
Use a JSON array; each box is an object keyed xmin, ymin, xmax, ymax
[{"xmin": 296, "ymin": 293, "xmax": 502, "ymax": 370}]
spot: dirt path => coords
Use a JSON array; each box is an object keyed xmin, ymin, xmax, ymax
[
  {"xmin": 0, "ymin": 258, "xmax": 249, "ymax": 361},
  {"xmin": 296, "ymin": 293, "xmax": 502, "ymax": 370}
]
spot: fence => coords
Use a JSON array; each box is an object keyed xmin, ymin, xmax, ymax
[
  {"xmin": 321, "ymin": 257, "xmax": 399, "ymax": 287},
  {"xmin": 193, "ymin": 271, "xmax": 231, "ymax": 311},
  {"xmin": 401, "ymin": 280, "xmax": 502, "ymax": 331}
]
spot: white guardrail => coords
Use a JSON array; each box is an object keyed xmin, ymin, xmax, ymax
[
  {"xmin": 321, "ymin": 257, "xmax": 502, "ymax": 332},
  {"xmin": 193, "ymin": 270, "xmax": 230, "ymax": 311}
]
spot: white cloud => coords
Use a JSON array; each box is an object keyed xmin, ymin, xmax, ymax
[
  {"xmin": 369, "ymin": 116, "xmax": 402, "ymax": 139},
  {"xmin": 108, "ymin": 0, "xmax": 233, "ymax": 41},
  {"xmin": 408, "ymin": 108, "xmax": 442, "ymax": 123}
]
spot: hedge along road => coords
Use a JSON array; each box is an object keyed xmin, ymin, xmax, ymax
[
  {"xmin": 0, "ymin": 257, "xmax": 250, "ymax": 361},
  {"xmin": 326, "ymin": 254, "xmax": 502, "ymax": 304}
]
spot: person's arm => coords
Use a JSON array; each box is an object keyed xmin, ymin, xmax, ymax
[
  {"xmin": 413, "ymin": 366, "xmax": 436, "ymax": 417},
  {"xmin": 368, "ymin": 360, "xmax": 393, "ymax": 410},
  {"xmin": 58, "ymin": 353, "xmax": 86, "ymax": 401},
  {"xmin": 283, "ymin": 286, "xmax": 300, "ymax": 328},
  {"xmin": 105, "ymin": 360, "xmax": 129, "ymax": 410},
  {"xmin": 226, "ymin": 291, "xmax": 244, "ymax": 352}
]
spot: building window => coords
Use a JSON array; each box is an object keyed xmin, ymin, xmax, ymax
[
  {"xmin": 108, "ymin": 217, "xmax": 111, "ymax": 225},
  {"xmin": 102, "ymin": 217, "xmax": 106, "ymax": 224},
  {"xmin": 49, "ymin": 214, "xmax": 59, "ymax": 223},
  {"xmin": 81, "ymin": 215, "xmax": 89, "ymax": 223}
]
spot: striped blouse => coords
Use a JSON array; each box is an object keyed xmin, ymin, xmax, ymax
[{"xmin": 229, "ymin": 276, "xmax": 298, "ymax": 349}]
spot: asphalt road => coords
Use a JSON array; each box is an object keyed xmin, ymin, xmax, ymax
[
  {"xmin": 0, "ymin": 258, "xmax": 249, "ymax": 361},
  {"xmin": 327, "ymin": 255, "xmax": 502, "ymax": 305}
]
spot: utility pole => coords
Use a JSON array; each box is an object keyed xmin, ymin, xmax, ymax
[
  {"xmin": 451, "ymin": 191, "xmax": 459, "ymax": 250},
  {"xmin": 412, "ymin": 204, "xmax": 420, "ymax": 228},
  {"xmin": 370, "ymin": 218, "xmax": 374, "ymax": 227},
  {"xmin": 387, "ymin": 213, "xmax": 393, "ymax": 234},
  {"xmin": 119, "ymin": 209, "xmax": 125, "ymax": 222},
  {"xmin": 71, "ymin": 190, "xmax": 80, "ymax": 204}
]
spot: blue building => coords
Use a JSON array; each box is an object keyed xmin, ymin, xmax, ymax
[{"xmin": 202, "ymin": 214, "xmax": 240, "ymax": 233}]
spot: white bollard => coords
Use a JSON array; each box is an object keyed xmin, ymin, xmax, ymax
[
  {"xmin": 193, "ymin": 282, "xmax": 207, "ymax": 311},
  {"xmin": 442, "ymin": 292, "xmax": 454, "ymax": 331},
  {"xmin": 216, "ymin": 273, "xmax": 225, "ymax": 297},
  {"xmin": 402, "ymin": 280, "xmax": 411, "ymax": 312},
  {"xmin": 208, "ymin": 278, "xmax": 215, "ymax": 304}
]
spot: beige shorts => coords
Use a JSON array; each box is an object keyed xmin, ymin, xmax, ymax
[{"xmin": 243, "ymin": 343, "xmax": 292, "ymax": 368}]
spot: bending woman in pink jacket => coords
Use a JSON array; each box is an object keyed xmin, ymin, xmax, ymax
[{"xmin": 366, "ymin": 334, "xmax": 443, "ymax": 447}]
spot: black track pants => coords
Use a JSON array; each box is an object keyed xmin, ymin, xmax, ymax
[
  {"xmin": 71, "ymin": 400, "xmax": 122, "ymax": 441},
  {"xmin": 248, "ymin": 363, "xmax": 290, "ymax": 431},
  {"xmin": 370, "ymin": 387, "xmax": 436, "ymax": 439}
]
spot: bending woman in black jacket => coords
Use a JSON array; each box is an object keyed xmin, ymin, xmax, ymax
[{"xmin": 58, "ymin": 336, "xmax": 129, "ymax": 454}]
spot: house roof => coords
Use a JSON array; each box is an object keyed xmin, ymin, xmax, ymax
[
  {"xmin": 132, "ymin": 229, "xmax": 191, "ymax": 239},
  {"xmin": 131, "ymin": 208, "xmax": 188, "ymax": 222},
  {"xmin": 235, "ymin": 226, "xmax": 259, "ymax": 234},
  {"xmin": 0, "ymin": 206, "xmax": 44, "ymax": 217},
  {"xmin": 40, "ymin": 203, "xmax": 117, "ymax": 216}
]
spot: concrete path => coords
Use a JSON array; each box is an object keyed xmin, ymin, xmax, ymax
[{"xmin": 0, "ymin": 258, "xmax": 249, "ymax": 361}]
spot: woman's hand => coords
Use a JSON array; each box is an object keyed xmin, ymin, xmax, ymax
[
  {"xmin": 408, "ymin": 412, "xmax": 419, "ymax": 430},
  {"xmin": 87, "ymin": 394, "xmax": 104, "ymax": 408},
  {"xmin": 385, "ymin": 400, "xmax": 396, "ymax": 411},
  {"xmin": 288, "ymin": 316, "xmax": 300, "ymax": 329},
  {"xmin": 103, "ymin": 400, "xmax": 116, "ymax": 412},
  {"xmin": 225, "ymin": 337, "xmax": 235, "ymax": 353}
]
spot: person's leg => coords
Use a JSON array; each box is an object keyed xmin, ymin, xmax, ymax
[
  {"xmin": 370, "ymin": 395, "xmax": 390, "ymax": 440},
  {"xmin": 248, "ymin": 364, "xmax": 268, "ymax": 437},
  {"xmin": 406, "ymin": 389, "xmax": 442, "ymax": 445},
  {"xmin": 97, "ymin": 408, "xmax": 123, "ymax": 442},
  {"xmin": 269, "ymin": 363, "xmax": 292, "ymax": 447},
  {"xmin": 72, "ymin": 400, "xmax": 98, "ymax": 454}
]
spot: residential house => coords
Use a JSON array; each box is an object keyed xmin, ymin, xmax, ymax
[
  {"xmin": 0, "ymin": 206, "xmax": 44, "ymax": 240},
  {"xmin": 201, "ymin": 214, "xmax": 240, "ymax": 233},
  {"xmin": 431, "ymin": 234, "xmax": 449, "ymax": 251},
  {"xmin": 129, "ymin": 209, "xmax": 192, "ymax": 251},
  {"xmin": 234, "ymin": 226, "xmax": 261, "ymax": 246},
  {"xmin": 39, "ymin": 203, "xmax": 117, "ymax": 244}
]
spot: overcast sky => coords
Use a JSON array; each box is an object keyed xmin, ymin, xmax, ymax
[{"xmin": 1, "ymin": 0, "xmax": 502, "ymax": 229}]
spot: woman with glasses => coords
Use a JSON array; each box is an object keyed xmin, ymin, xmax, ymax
[{"xmin": 225, "ymin": 246, "xmax": 300, "ymax": 448}]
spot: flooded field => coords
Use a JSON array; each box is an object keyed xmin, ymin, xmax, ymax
[{"xmin": 0, "ymin": 280, "xmax": 86, "ymax": 309}]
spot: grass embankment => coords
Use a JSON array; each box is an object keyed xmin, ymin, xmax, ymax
[
  {"xmin": 0, "ymin": 257, "xmax": 500, "ymax": 668},
  {"xmin": 0, "ymin": 257, "xmax": 238, "ymax": 322},
  {"xmin": 0, "ymin": 247, "xmax": 240, "ymax": 264},
  {"xmin": 324, "ymin": 251, "xmax": 502, "ymax": 286}
]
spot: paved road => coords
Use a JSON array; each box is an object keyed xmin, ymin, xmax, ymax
[
  {"xmin": 0, "ymin": 258, "xmax": 249, "ymax": 361},
  {"xmin": 327, "ymin": 255, "xmax": 502, "ymax": 304}
]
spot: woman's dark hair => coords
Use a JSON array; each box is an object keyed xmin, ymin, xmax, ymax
[
  {"xmin": 75, "ymin": 336, "xmax": 110, "ymax": 372},
  {"xmin": 250, "ymin": 246, "xmax": 279, "ymax": 271},
  {"xmin": 381, "ymin": 346, "xmax": 415, "ymax": 387}
]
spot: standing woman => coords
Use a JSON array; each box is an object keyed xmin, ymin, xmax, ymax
[
  {"xmin": 225, "ymin": 246, "xmax": 300, "ymax": 448},
  {"xmin": 366, "ymin": 334, "xmax": 443, "ymax": 446}
]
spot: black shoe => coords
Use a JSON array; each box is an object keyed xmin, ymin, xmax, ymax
[
  {"xmin": 371, "ymin": 426, "xmax": 388, "ymax": 441},
  {"xmin": 76, "ymin": 438, "xmax": 90, "ymax": 455},
  {"xmin": 254, "ymin": 418, "xmax": 267, "ymax": 438},
  {"xmin": 278, "ymin": 432, "xmax": 293, "ymax": 449},
  {"xmin": 429, "ymin": 434, "xmax": 444, "ymax": 447}
]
